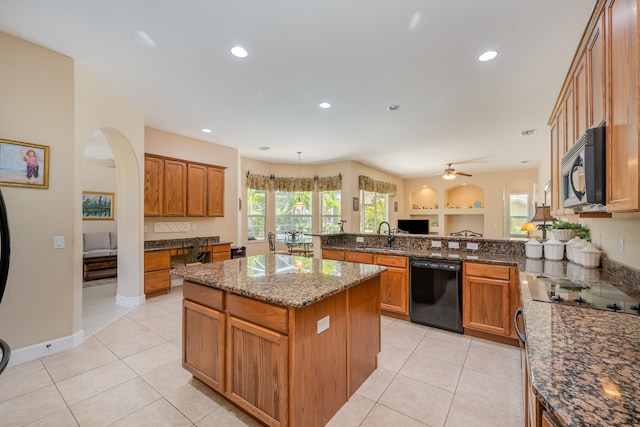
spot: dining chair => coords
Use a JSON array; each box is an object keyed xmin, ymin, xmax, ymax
[
  {"xmin": 181, "ymin": 237, "xmax": 210, "ymax": 266},
  {"xmin": 268, "ymin": 232, "xmax": 289, "ymax": 255}
]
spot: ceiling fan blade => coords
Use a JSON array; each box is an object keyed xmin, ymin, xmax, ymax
[{"xmin": 455, "ymin": 171, "xmax": 473, "ymax": 177}]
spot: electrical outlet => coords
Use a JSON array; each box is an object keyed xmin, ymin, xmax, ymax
[
  {"xmin": 432, "ymin": 241, "xmax": 442, "ymax": 248},
  {"xmin": 619, "ymin": 237, "xmax": 625, "ymax": 254},
  {"xmin": 53, "ymin": 236, "xmax": 65, "ymax": 249},
  {"xmin": 466, "ymin": 242, "xmax": 478, "ymax": 250},
  {"xmin": 356, "ymin": 237, "xmax": 364, "ymax": 243},
  {"xmin": 191, "ymin": 224, "xmax": 197, "ymax": 231},
  {"xmin": 449, "ymin": 241, "xmax": 460, "ymax": 249}
]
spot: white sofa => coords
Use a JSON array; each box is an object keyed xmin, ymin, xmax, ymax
[{"xmin": 83, "ymin": 232, "xmax": 117, "ymax": 281}]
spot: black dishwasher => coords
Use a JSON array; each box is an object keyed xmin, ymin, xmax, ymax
[{"xmin": 409, "ymin": 257, "xmax": 463, "ymax": 333}]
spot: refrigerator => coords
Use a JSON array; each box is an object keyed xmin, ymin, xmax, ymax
[{"xmin": 0, "ymin": 187, "xmax": 11, "ymax": 374}]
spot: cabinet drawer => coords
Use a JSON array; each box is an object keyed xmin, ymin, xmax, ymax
[
  {"xmin": 227, "ymin": 293, "xmax": 288, "ymax": 334},
  {"xmin": 346, "ymin": 252, "xmax": 374, "ymax": 264},
  {"xmin": 211, "ymin": 243, "xmax": 230, "ymax": 254},
  {"xmin": 464, "ymin": 262, "xmax": 510, "ymax": 280},
  {"xmin": 375, "ymin": 254, "xmax": 407, "ymax": 268},
  {"xmin": 183, "ymin": 281, "xmax": 225, "ymax": 311},
  {"xmin": 144, "ymin": 250, "xmax": 171, "ymax": 272},
  {"xmin": 144, "ymin": 269, "xmax": 170, "ymax": 292},
  {"xmin": 322, "ymin": 249, "xmax": 345, "ymax": 261}
]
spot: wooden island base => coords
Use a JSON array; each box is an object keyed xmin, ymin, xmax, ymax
[{"xmin": 182, "ymin": 275, "xmax": 381, "ymax": 427}]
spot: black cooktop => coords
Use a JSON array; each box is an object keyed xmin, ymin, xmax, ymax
[{"xmin": 528, "ymin": 276, "xmax": 640, "ymax": 315}]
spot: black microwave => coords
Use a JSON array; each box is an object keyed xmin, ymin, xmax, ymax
[{"xmin": 561, "ymin": 127, "xmax": 606, "ymax": 211}]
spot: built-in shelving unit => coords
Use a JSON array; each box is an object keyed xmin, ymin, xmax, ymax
[{"xmin": 408, "ymin": 184, "xmax": 485, "ymax": 236}]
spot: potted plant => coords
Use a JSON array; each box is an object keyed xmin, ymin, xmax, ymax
[{"xmin": 549, "ymin": 221, "xmax": 590, "ymax": 241}]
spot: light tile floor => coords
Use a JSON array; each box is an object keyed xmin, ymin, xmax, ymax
[{"xmin": 0, "ymin": 285, "xmax": 525, "ymax": 426}]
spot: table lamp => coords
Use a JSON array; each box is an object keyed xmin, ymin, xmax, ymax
[
  {"xmin": 521, "ymin": 222, "xmax": 537, "ymax": 239},
  {"xmin": 530, "ymin": 204, "xmax": 557, "ymax": 240}
]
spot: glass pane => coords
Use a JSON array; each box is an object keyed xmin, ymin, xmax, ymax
[
  {"xmin": 247, "ymin": 189, "xmax": 265, "ymax": 215},
  {"xmin": 247, "ymin": 216, "xmax": 265, "ymax": 240},
  {"xmin": 322, "ymin": 191, "xmax": 341, "ymax": 215}
]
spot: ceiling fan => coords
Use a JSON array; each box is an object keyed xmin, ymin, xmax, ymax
[{"xmin": 442, "ymin": 163, "xmax": 472, "ymax": 180}]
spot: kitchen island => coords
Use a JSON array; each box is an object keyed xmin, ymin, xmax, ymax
[{"xmin": 171, "ymin": 254, "xmax": 386, "ymax": 427}]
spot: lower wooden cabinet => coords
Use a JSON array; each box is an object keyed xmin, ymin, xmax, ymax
[
  {"xmin": 144, "ymin": 250, "xmax": 171, "ymax": 297},
  {"xmin": 526, "ymin": 353, "xmax": 561, "ymax": 427},
  {"xmin": 183, "ymin": 299, "xmax": 225, "ymax": 392},
  {"xmin": 462, "ymin": 262, "xmax": 520, "ymax": 340},
  {"xmin": 327, "ymin": 250, "xmax": 409, "ymax": 317}
]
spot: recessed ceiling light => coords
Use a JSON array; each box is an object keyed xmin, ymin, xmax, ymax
[
  {"xmin": 478, "ymin": 50, "xmax": 498, "ymax": 62},
  {"xmin": 387, "ymin": 105, "xmax": 400, "ymax": 111},
  {"xmin": 201, "ymin": 128, "xmax": 212, "ymax": 133},
  {"xmin": 230, "ymin": 46, "xmax": 248, "ymax": 58},
  {"xmin": 319, "ymin": 102, "xmax": 332, "ymax": 109}
]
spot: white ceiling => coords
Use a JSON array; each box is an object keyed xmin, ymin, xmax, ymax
[{"xmin": 0, "ymin": 0, "xmax": 594, "ymax": 178}]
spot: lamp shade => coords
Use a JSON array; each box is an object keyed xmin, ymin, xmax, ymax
[
  {"xmin": 530, "ymin": 205, "xmax": 555, "ymax": 222},
  {"xmin": 521, "ymin": 222, "xmax": 537, "ymax": 238}
]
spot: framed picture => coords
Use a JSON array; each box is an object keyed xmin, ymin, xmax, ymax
[
  {"xmin": 0, "ymin": 138, "xmax": 50, "ymax": 189},
  {"xmin": 82, "ymin": 191, "xmax": 115, "ymax": 220},
  {"xmin": 352, "ymin": 197, "xmax": 359, "ymax": 211}
]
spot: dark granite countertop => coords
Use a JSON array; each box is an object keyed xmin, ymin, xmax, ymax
[
  {"xmin": 171, "ymin": 253, "xmax": 386, "ymax": 308},
  {"xmin": 520, "ymin": 269, "xmax": 640, "ymax": 427},
  {"xmin": 144, "ymin": 237, "xmax": 232, "ymax": 252}
]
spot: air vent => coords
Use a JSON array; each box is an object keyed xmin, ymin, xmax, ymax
[
  {"xmin": 521, "ymin": 129, "xmax": 537, "ymax": 136},
  {"xmin": 258, "ymin": 146, "xmax": 270, "ymax": 151}
]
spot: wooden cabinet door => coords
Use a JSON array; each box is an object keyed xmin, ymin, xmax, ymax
[
  {"xmin": 183, "ymin": 300, "xmax": 225, "ymax": 392},
  {"xmin": 606, "ymin": 0, "xmax": 639, "ymax": 211},
  {"xmin": 164, "ymin": 159, "xmax": 187, "ymax": 216},
  {"xmin": 550, "ymin": 116, "xmax": 561, "ymax": 216},
  {"xmin": 144, "ymin": 155, "xmax": 164, "ymax": 216},
  {"xmin": 574, "ymin": 54, "xmax": 588, "ymax": 141},
  {"xmin": 588, "ymin": 11, "xmax": 606, "ymax": 128},
  {"xmin": 322, "ymin": 249, "xmax": 345, "ymax": 261},
  {"xmin": 463, "ymin": 263, "xmax": 511, "ymax": 336},
  {"xmin": 380, "ymin": 266, "xmax": 408, "ymax": 314},
  {"xmin": 226, "ymin": 316, "xmax": 288, "ymax": 427},
  {"xmin": 187, "ymin": 163, "xmax": 207, "ymax": 217},
  {"xmin": 564, "ymin": 83, "xmax": 575, "ymax": 149},
  {"xmin": 207, "ymin": 166, "xmax": 225, "ymax": 217}
]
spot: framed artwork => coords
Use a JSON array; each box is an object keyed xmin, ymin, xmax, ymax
[
  {"xmin": 82, "ymin": 191, "xmax": 115, "ymax": 220},
  {"xmin": 0, "ymin": 138, "xmax": 50, "ymax": 189},
  {"xmin": 352, "ymin": 197, "xmax": 359, "ymax": 211}
]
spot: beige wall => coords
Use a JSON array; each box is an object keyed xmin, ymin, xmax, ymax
[
  {"xmin": 0, "ymin": 32, "xmax": 76, "ymax": 349},
  {"xmin": 81, "ymin": 158, "xmax": 117, "ymax": 235},
  {"xmin": 144, "ymin": 127, "xmax": 240, "ymax": 247}
]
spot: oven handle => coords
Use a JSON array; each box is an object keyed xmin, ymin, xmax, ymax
[{"xmin": 514, "ymin": 307, "xmax": 526, "ymax": 344}]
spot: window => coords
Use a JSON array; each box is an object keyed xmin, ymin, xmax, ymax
[
  {"xmin": 247, "ymin": 189, "xmax": 266, "ymax": 241},
  {"xmin": 360, "ymin": 190, "xmax": 387, "ymax": 233},
  {"xmin": 509, "ymin": 193, "xmax": 529, "ymax": 237},
  {"xmin": 275, "ymin": 191, "xmax": 312, "ymax": 234},
  {"xmin": 321, "ymin": 190, "xmax": 341, "ymax": 233}
]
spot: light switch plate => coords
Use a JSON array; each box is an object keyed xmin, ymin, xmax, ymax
[
  {"xmin": 466, "ymin": 242, "xmax": 478, "ymax": 250},
  {"xmin": 449, "ymin": 241, "xmax": 460, "ymax": 249},
  {"xmin": 53, "ymin": 235, "xmax": 65, "ymax": 249},
  {"xmin": 432, "ymin": 241, "xmax": 442, "ymax": 248},
  {"xmin": 317, "ymin": 316, "xmax": 330, "ymax": 334},
  {"xmin": 356, "ymin": 237, "xmax": 364, "ymax": 243}
]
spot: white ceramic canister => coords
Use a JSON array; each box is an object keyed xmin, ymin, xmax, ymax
[
  {"xmin": 565, "ymin": 237, "xmax": 581, "ymax": 262},
  {"xmin": 580, "ymin": 244, "xmax": 602, "ymax": 268},
  {"xmin": 525, "ymin": 239, "xmax": 543, "ymax": 259},
  {"xmin": 572, "ymin": 239, "xmax": 588, "ymax": 265},
  {"xmin": 543, "ymin": 238, "xmax": 565, "ymax": 261}
]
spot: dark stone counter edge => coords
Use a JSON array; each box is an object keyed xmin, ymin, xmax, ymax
[
  {"xmin": 174, "ymin": 266, "xmax": 387, "ymax": 308},
  {"xmin": 144, "ymin": 240, "xmax": 233, "ymax": 252}
]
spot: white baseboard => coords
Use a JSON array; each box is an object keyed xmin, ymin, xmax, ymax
[
  {"xmin": 116, "ymin": 293, "xmax": 145, "ymax": 307},
  {"xmin": 8, "ymin": 329, "xmax": 85, "ymax": 367}
]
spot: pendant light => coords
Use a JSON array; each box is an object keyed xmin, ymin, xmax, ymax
[{"xmin": 293, "ymin": 152, "xmax": 305, "ymax": 210}]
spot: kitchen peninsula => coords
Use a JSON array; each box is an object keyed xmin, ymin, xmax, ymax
[{"xmin": 171, "ymin": 254, "xmax": 385, "ymax": 427}]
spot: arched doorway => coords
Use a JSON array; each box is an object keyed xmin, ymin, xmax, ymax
[{"xmin": 80, "ymin": 128, "xmax": 143, "ymax": 334}]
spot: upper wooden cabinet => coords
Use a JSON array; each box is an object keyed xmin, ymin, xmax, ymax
[
  {"xmin": 606, "ymin": 0, "xmax": 639, "ymax": 211},
  {"xmin": 550, "ymin": 0, "xmax": 640, "ymax": 213},
  {"xmin": 144, "ymin": 153, "xmax": 226, "ymax": 217}
]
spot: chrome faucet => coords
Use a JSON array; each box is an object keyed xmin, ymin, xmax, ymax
[{"xmin": 377, "ymin": 221, "xmax": 395, "ymax": 247}]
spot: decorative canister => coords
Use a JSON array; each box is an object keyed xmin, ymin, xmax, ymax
[
  {"xmin": 543, "ymin": 238, "xmax": 565, "ymax": 261},
  {"xmin": 572, "ymin": 239, "xmax": 588, "ymax": 265},
  {"xmin": 565, "ymin": 237, "xmax": 581, "ymax": 262},
  {"xmin": 580, "ymin": 244, "xmax": 602, "ymax": 268},
  {"xmin": 525, "ymin": 239, "xmax": 543, "ymax": 259}
]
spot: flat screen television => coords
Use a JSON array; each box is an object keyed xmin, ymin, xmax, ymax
[{"xmin": 397, "ymin": 219, "xmax": 429, "ymax": 235}]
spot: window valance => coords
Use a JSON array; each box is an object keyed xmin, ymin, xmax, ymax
[
  {"xmin": 246, "ymin": 172, "xmax": 342, "ymax": 192},
  {"xmin": 358, "ymin": 175, "xmax": 397, "ymax": 196}
]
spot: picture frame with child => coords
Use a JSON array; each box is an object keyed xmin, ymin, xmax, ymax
[{"xmin": 0, "ymin": 138, "xmax": 50, "ymax": 189}]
